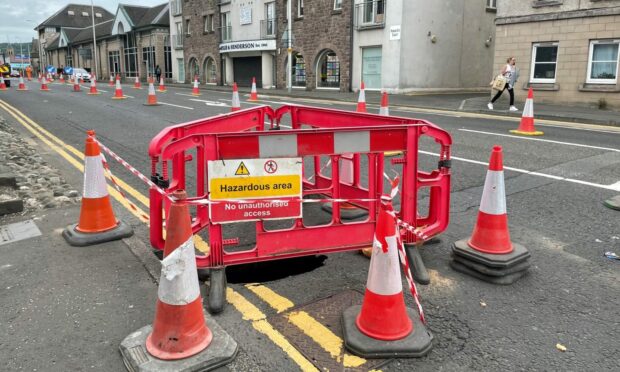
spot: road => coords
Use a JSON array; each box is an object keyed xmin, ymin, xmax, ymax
[{"xmin": 0, "ymin": 80, "xmax": 619, "ymax": 371}]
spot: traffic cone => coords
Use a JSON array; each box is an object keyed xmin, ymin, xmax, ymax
[
  {"xmin": 192, "ymin": 75, "xmax": 201, "ymax": 96},
  {"xmin": 59, "ymin": 74, "xmax": 65, "ymax": 84},
  {"xmin": 88, "ymin": 75, "xmax": 100, "ymax": 95},
  {"xmin": 17, "ymin": 75, "xmax": 27, "ymax": 91},
  {"xmin": 248, "ymin": 77, "xmax": 258, "ymax": 101},
  {"xmin": 80, "ymin": 76, "xmax": 84, "ymax": 85},
  {"xmin": 357, "ymin": 81, "xmax": 367, "ymax": 112},
  {"xmin": 62, "ymin": 131, "xmax": 133, "ymax": 246},
  {"xmin": 158, "ymin": 76, "xmax": 167, "ymax": 92},
  {"xmin": 112, "ymin": 75, "xmax": 127, "ymax": 100},
  {"xmin": 120, "ymin": 189, "xmax": 238, "ymax": 369},
  {"xmin": 451, "ymin": 145, "xmax": 531, "ymax": 284},
  {"xmin": 108, "ymin": 74, "xmax": 114, "ymax": 87},
  {"xmin": 342, "ymin": 196, "xmax": 433, "ymax": 357},
  {"xmin": 73, "ymin": 75, "xmax": 81, "ymax": 92},
  {"xmin": 231, "ymin": 83, "xmax": 241, "ymax": 112},
  {"xmin": 133, "ymin": 75, "xmax": 142, "ymax": 89},
  {"xmin": 40, "ymin": 77, "xmax": 50, "ymax": 91},
  {"xmin": 144, "ymin": 80, "xmax": 160, "ymax": 106},
  {"xmin": 379, "ymin": 91, "xmax": 389, "ymax": 116},
  {"xmin": 510, "ymin": 88, "xmax": 543, "ymax": 136},
  {"xmin": 38, "ymin": 73, "xmax": 42, "ymax": 82},
  {"xmin": 0, "ymin": 75, "xmax": 7, "ymax": 91}
]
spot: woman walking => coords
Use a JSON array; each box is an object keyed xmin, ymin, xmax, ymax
[{"xmin": 488, "ymin": 57, "xmax": 519, "ymax": 111}]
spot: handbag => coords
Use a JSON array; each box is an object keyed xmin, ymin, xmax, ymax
[{"xmin": 492, "ymin": 74, "xmax": 507, "ymax": 91}]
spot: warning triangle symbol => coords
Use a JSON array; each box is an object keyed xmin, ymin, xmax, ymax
[{"xmin": 235, "ymin": 161, "xmax": 250, "ymax": 176}]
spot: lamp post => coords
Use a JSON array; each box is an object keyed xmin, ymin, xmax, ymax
[
  {"xmin": 287, "ymin": 0, "xmax": 292, "ymax": 93},
  {"xmin": 90, "ymin": 0, "xmax": 99, "ymax": 79}
]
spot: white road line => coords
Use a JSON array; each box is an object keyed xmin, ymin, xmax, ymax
[
  {"xmin": 189, "ymin": 98, "xmax": 229, "ymax": 107},
  {"xmin": 124, "ymin": 94, "xmax": 134, "ymax": 98},
  {"xmin": 219, "ymin": 98, "xmax": 264, "ymax": 106},
  {"xmin": 175, "ymin": 92, "xmax": 197, "ymax": 97},
  {"xmin": 159, "ymin": 102, "xmax": 194, "ymax": 110},
  {"xmin": 459, "ymin": 129, "xmax": 620, "ymax": 152},
  {"xmin": 419, "ymin": 150, "xmax": 620, "ymax": 192}
]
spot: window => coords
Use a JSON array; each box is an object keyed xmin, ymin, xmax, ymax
[
  {"xmin": 530, "ymin": 43, "xmax": 558, "ymax": 83},
  {"xmin": 81, "ymin": 12, "xmax": 89, "ymax": 17},
  {"xmin": 264, "ymin": 3, "xmax": 276, "ymax": 37},
  {"xmin": 164, "ymin": 37, "xmax": 172, "ymax": 78},
  {"xmin": 171, "ymin": 0, "xmax": 182, "ymax": 16},
  {"xmin": 185, "ymin": 19, "xmax": 191, "ymax": 35},
  {"xmin": 123, "ymin": 33, "xmax": 138, "ymax": 77},
  {"xmin": 95, "ymin": 12, "xmax": 102, "ymax": 18},
  {"xmin": 45, "ymin": 27, "xmax": 56, "ymax": 33},
  {"xmin": 175, "ymin": 22, "xmax": 183, "ymax": 48},
  {"xmin": 288, "ymin": 52, "xmax": 306, "ymax": 87},
  {"xmin": 204, "ymin": 57, "xmax": 217, "ymax": 83},
  {"xmin": 142, "ymin": 46, "xmax": 156, "ymax": 75},
  {"xmin": 108, "ymin": 50, "xmax": 120, "ymax": 75},
  {"xmin": 316, "ymin": 50, "xmax": 340, "ymax": 89},
  {"xmin": 334, "ymin": 0, "xmax": 342, "ymax": 10},
  {"xmin": 363, "ymin": 1, "xmax": 385, "ymax": 25},
  {"xmin": 486, "ymin": 0, "xmax": 497, "ymax": 9},
  {"xmin": 204, "ymin": 14, "xmax": 214, "ymax": 33},
  {"xmin": 220, "ymin": 12, "xmax": 231, "ymax": 41},
  {"xmin": 587, "ymin": 40, "xmax": 619, "ymax": 84},
  {"xmin": 177, "ymin": 58, "xmax": 185, "ymax": 83},
  {"xmin": 298, "ymin": 0, "xmax": 304, "ymax": 17},
  {"xmin": 188, "ymin": 58, "xmax": 199, "ymax": 80},
  {"xmin": 67, "ymin": 10, "xmax": 75, "ymax": 16}
]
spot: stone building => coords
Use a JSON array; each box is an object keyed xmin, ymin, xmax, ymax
[
  {"xmin": 495, "ymin": 0, "xmax": 620, "ymax": 108},
  {"xmin": 352, "ymin": 0, "xmax": 497, "ymax": 92},
  {"xmin": 181, "ymin": 0, "xmax": 220, "ymax": 85}
]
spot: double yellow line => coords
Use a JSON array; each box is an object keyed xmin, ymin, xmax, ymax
[{"xmin": 0, "ymin": 98, "xmax": 377, "ymax": 371}]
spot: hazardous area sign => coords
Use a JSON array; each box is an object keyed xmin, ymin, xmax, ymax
[{"xmin": 208, "ymin": 158, "xmax": 302, "ymax": 223}]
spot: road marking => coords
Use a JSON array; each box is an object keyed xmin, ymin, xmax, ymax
[
  {"xmin": 123, "ymin": 94, "xmax": 134, "ymax": 98},
  {"xmin": 226, "ymin": 288, "xmax": 318, "ymax": 372},
  {"xmin": 188, "ymin": 98, "xmax": 228, "ymax": 107},
  {"xmin": 175, "ymin": 92, "xmax": 199, "ymax": 98},
  {"xmin": 287, "ymin": 311, "xmax": 366, "ymax": 368},
  {"xmin": 159, "ymin": 101, "xmax": 194, "ymax": 110},
  {"xmin": 459, "ymin": 128, "xmax": 620, "ymax": 152},
  {"xmin": 245, "ymin": 284, "xmax": 294, "ymax": 313},
  {"xmin": 419, "ymin": 150, "xmax": 620, "ymax": 191},
  {"xmin": 219, "ymin": 98, "xmax": 264, "ymax": 106},
  {"xmin": 0, "ymin": 99, "xmax": 211, "ymax": 253}
]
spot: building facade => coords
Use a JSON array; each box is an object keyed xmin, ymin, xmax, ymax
[
  {"xmin": 495, "ymin": 0, "xmax": 620, "ymax": 108},
  {"xmin": 169, "ymin": 0, "xmax": 186, "ymax": 83},
  {"xmin": 182, "ymin": 0, "xmax": 220, "ymax": 85},
  {"xmin": 352, "ymin": 0, "xmax": 497, "ymax": 92}
]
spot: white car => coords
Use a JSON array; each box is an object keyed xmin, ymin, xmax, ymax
[{"xmin": 72, "ymin": 68, "xmax": 91, "ymax": 82}]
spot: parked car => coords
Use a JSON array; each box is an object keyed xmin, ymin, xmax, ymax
[
  {"xmin": 10, "ymin": 69, "xmax": 21, "ymax": 77},
  {"xmin": 73, "ymin": 68, "xmax": 91, "ymax": 82}
]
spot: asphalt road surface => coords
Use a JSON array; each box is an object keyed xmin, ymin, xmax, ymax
[{"xmin": 0, "ymin": 80, "xmax": 619, "ymax": 371}]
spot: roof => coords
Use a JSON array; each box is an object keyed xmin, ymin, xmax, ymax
[
  {"xmin": 72, "ymin": 20, "xmax": 114, "ymax": 43},
  {"xmin": 35, "ymin": 4, "xmax": 114, "ymax": 30},
  {"xmin": 45, "ymin": 35, "xmax": 61, "ymax": 51},
  {"xmin": 119, "ymin": 3, "xmax": 169, "ymax": 29}
]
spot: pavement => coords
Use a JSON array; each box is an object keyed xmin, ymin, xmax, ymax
[
  {"xmin": 0, "ymin": 80, "xmax": 619, "ymax": 371},
  {"xmin": 168, "ymin": 82, "xmax": 620, "ymax": 126}
]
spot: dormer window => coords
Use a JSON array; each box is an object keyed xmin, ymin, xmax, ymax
[
  {"xmin": 68, "ymin": 10, "xmax": 75, "ymax": 15},
  {"xmin": 95, "ymin": 12, "xmax": 102, "ymax": 18},
  {"xmin": 82, "ymin": 12, "xmax": 89, "ymax": 17}
]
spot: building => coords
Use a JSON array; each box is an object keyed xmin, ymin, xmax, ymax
[
  {"xmin": 352, "ymin": 0, "xmax": 497, "ymax": 92},
  {"xmin": 37, "ymin": 3, "xmax": 172, "ymax": 81},
  {"xmin": 169, "ymin": 0, "xmax": 185, "ymax": 82},
  {"xmin": 495, "ymin": 0, "xmax": 620, "ymax": 108},
  {"xmin": 181, "ymin": 0, "xmax": 220, "ymax": 85}
]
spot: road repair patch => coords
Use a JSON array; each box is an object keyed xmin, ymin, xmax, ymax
[{"xmin": 268, "ymin": 289, "xmax": 389, "ymax": 371}]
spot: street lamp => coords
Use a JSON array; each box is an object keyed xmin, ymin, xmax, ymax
[{"xmin": 90, "ymin": 0, "xmax": 99, "ymax": 79}]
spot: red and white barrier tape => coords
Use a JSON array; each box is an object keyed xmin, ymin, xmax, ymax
[
  {"xmin": 100, "ymin": 153, "xmax": 150, "ymax": 221},
  {"xmin": 397, "ymin": 235, "xmax": 426, "ymax": 324}
]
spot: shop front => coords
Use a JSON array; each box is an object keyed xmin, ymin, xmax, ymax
[{"xmin": 219, "ymin": 39, "xmax": 276, "ymax": 88}]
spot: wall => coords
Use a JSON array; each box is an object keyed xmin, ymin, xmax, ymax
[
  {"xmin": 497, "ymin": 0, "xmax": 620, "ymax": 18},
  {"xmin": 183, "ymin": 0, "xmax": 220, "ymax": 84}
]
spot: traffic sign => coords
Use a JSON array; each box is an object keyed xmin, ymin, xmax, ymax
[
  {"xmin": 46, "ymin": 65, "xmax": 56, "ymax": 74},
  {"xmin": 208, "ymin": 158, "xmax": 302, "ymax": 223},
  {"xmin": 64, "ymin": 66, "xmax": 73, "ymax": 75}
]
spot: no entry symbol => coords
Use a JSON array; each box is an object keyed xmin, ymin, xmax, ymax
[{"xmin": 264, "ymin": 160, "xmax": 278, "ymax": 174}]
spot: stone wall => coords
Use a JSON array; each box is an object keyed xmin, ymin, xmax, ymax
[{"xmin": 182, "ymin": 0, "xmax": 221, "ymax": 84}]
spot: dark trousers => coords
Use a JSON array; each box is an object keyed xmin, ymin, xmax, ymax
[{"xmin": 491, "ymin": 85, "xmax": 514, "ymax": 105}]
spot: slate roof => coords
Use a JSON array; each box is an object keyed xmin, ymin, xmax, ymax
[
  {"xmin": 35, "ymin": 4, "xmax": 114, "ymax": 30},
  {"xmin": 72, "ymin": 20, "xmax": 115, "ymax": 44},
  {"xmin": 119, "ymin": 3, "xmax": 169, "ymax": 29}
]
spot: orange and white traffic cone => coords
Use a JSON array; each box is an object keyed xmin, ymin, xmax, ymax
[
  {"xmin": 192, "ymin": 75, "xmax": 201, "ymax": 96},
  {"xmin": 88, "ymin": 75, "xmax": 100, "ymax": 95},
  {"xmin": 133, "ymin": 75, "xmax": 142, "ymax": 89},
  {"xmin": 379, "ymin": 91, "xmax": 389, "ymax": 116},
  {"xmin": 112, "ymin": 75, "xmax": 126, "ymax": 99},
  {"xmin": 451, "ymin": 145, "xmax": 531, "ymax": 284},
  {"xmin": 231, "ymin": 82, "xmax": 241, "ymax": 112},
  {"xmin": 40, "ymin": 77, "xmax": 50, "ymax": 91},
  {"xmin": 80, "ymin": 76, "xmax": 84, "ymax": 85},
  {"xmin": 510, "ymin": 88, "xmax": 543, "ymax": 136},
  {"xmin": 144, "ymin": 80, "xmax": 160, "ymax": 106},
  {"xmin": 248, "ymin": 77, "xmax": 258, "ymax": 101},
  {"xmin": 108, "ymin": 74, "xmax": 114, "ymax": 87},
  {"xmin": 62, "ymin": 131, "xmax": 133, "ymax": 246},
  {"xmin": 158, "ymin": 76, "xmax": 167, "ymax": 92},
  {"xmin": 17, "ymin": 75, "xmax": 27, "ymax": 91},
  {"xmin": 357, "ymin": 81, "xmax": 367, "ymax": 112},
  {"xmin": 342, "ymin": 196, "xmax": 433, "ymax": 357},
  {"xmin": 120, "ymin": 189, "xmax": 238, "ymax": 369},
  {"xmin": 73, "ymin": 75, "xmax": 81, "ymax": 92},
  {"xmin": 0, "ymin": 75, "xmax": 7, "ymax": 90}
]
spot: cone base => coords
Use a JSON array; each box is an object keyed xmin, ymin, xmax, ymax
[
  {"xmin": 158, "ymin": 89, "xmax": 167, "ymax": 93},
  {"xmin": 450, "ymin": 260, "xmax": 528, "ymax": 285},
  {"xmin": 342, "ymin": 305, "xmax": 433, "ymax": 358},
  {"xmin": 452, "ymin": 239, "xmax": 530, "ymax": 268},
  {"xmin": 143, "ymin": 103, "xmax": 161, "ymax": 106},
  {"xmin": 451, "ymin": 253, "xmax": 531, "ymax": 277},
  {"xmin": 62, "ymin": 220, "xmax": 133, "ymax": 247},
  {"xmin": 40, "ymin": 89, "xmax": 50, "ymax": 91},
  {"xmin": 112, "ymin": 96, "xmax": 128, "ymax": 100},
  {"xmin": 321, "ymin": 202, "xmax": 369, "ymax": 220},
  {"xmin": 603, "ymin": 195, "xmax": 620, "ymax": 210},
  {"xmin": 509, "ymin": 129, "xmax": 544, "ymax": 136},
  {"xmin": 87, "ymin": 92, "xmax": 101, "ymax": 95},
  {"xmin": 192, "ymin": 93, "xmax": 201, "ymax": 96},
  {"xmin": 17, "ymin": 89, "xmax": 28, "ymax": 91},
  {"xmin": 120, "ymin": 319, "xmax": 238, "ymax": 372}
]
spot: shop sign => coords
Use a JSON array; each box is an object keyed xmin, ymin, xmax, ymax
[{"xmin": 219, "ymin": 39, "xmax": 276, "ymax": 53}]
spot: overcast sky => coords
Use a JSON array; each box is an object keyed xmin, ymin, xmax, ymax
[{"xmin": 0, "ymin": 0, "xmax": 166, "ymax": 43}]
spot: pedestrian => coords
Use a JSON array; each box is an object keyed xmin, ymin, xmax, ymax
[
  {"xmin": 488, "ymin": 57, "xmax": 519, "ymax": 111},
  {"xmin": 155, "ymin": 65, "xmax": 161, "ymax": 82}
]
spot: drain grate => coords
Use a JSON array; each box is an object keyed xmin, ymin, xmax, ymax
[
  {"xmin": 268, "ymin": 289, "xmax": 390, "ymax": 372},
  {"xmin": 0, "ymin": 220, "xmax": 42, "ymax": 247}
]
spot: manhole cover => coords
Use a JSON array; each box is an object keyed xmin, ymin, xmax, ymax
[
  {"xmin": 0, "ymin": 220, "xmax": 42, "ymax": 247},
  {"xmin": 268, "ymin": 289, "xmax": 390, "ymax": 371}
]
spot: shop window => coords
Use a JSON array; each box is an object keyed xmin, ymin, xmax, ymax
[
  {"xmin": 204, "ymin": 57, "xmax": 217, "ymax": 83},
  {"xmin": 288, "ymin": 52, "xmax": 306, "ymax": 87},
  {"xmin": 188, "ymin": 57, "xmax": 199, "ymax": 80},
  {"xmin": 587, "ymin": 40, "xmax": 619, "ymax": 84},
  {"xmin": 530, "ymin": 43, "xmax": 558, "ymax": 83},
  {"xmin": 316, "ymin": 50, "xmax": 340, "ymax": 89}
]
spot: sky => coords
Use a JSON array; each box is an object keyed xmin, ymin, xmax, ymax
[{"xmin": 0, "ymin": 0, "xmax": 166, "ymax": 43}]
